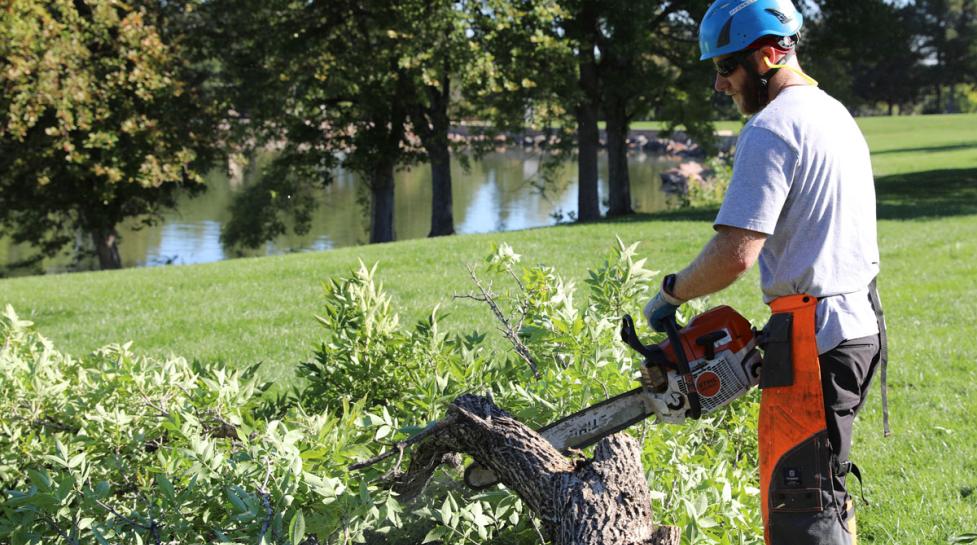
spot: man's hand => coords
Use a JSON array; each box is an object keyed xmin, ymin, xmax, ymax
[{"xmin": 644, "ymin": 274, "xmax": 686, "ymax": 332}]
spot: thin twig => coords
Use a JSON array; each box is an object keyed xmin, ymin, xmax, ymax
[
  {"xmin": 41, "ymin": 514, "xmax": 77, "ymax": 545},
  {"xmin": 530, "ymin": 515, "xmax": 548, "ymax": 543},
  {"xmin": 95, "ymin": 499, "xmax": 152, "ymax": 532},
  {"xmin": 30, "ymin": 417, "xmax": 78, "ymax": 433},
  {"xmin": 348, "ymin": 414, "xmax": 458, "ymax": 471},
  {"xmin": 379, "ymin": 444, "xmax": 406, "ymax": 482},
  {"xmin": 138, "ymin": 391, "xmax": 170, "ymax": 418},
  {"xmin": 138, "ymin": 490, "xmax": 164, "ymax": 545},
  {"xmin": 506, "ymin": 267, "xmax": 525, "ymax": 292},
  {"xmin": 257, "ymin": 458, "xmax": 274, "ymax": 545},
  {"xmin": 456, "ymin": 264, "xmax": 539, "ymax": 378}
]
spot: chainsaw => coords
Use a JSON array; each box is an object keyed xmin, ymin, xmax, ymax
[{"xmin": 464, "ymin": 305, "xmax": 763, "ymax": 489}]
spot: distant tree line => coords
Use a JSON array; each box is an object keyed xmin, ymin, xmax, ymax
[
  {"xmin": 801, "ymin": 0, "xmax": 977, "ymax": 115},
  {"xmin": 1, "ymin": 0, "xmax": 974, "ymax": 270}
]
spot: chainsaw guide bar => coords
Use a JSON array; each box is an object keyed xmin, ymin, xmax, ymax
[{"xmin": 463, "ymin": 386, "xmax": 655, "ymax": 489}]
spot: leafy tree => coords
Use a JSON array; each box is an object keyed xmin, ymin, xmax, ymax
[
  {"xmin": 485, "ymin": 1, "xmax": 715, "ymax": 221},
  {"xmin": 564, "ymin": 1, "xmax": 603, "ymax": 222},
  {"xmin": 597, "ymin": 1, "xmax": 715, "ymax": 217},
  {"xmin": 401, "ymin": 2, "xmax": 473, "ymax": 238},
  {"xmin": 0, "ymin": 0, "xmax": 218, "ymax": 270},
  {"xmin": 804, "ymin": 0, "xmax": 922, "ymax": 113},
  {"xmin": 206, "ymin": 0, "xmax": 412, "ymax": 245},
  {"xmin": 907, "ymin": 0, "xmax": 977, "ymax": 112},
  {"xmin": 213, "ymin": 0, "xmax": 526, "ymax": 247}
]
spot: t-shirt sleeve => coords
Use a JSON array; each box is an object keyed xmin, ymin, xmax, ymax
[{"xmin": 714, "ymin": 126, "xmax": 797, "ymax": 235}]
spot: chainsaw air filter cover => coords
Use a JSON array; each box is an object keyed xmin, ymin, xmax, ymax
[{"xmin": 655, "ymin": 305, "xmax": 762, "ymax": 418}]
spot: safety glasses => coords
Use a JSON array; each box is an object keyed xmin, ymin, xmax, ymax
[{"xmin": 713, "ymin": 54, "xmax": 745, "ymax": 77}]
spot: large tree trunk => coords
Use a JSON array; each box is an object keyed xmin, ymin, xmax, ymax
[
  {"xmin": 90, "ymin": 227, "xmax": 122, "ymax": 270},
  {"xmin": 413, "ymin": 72, "xmax": 455, "ymax": 238},
  {"xmin": 428, "ymin": 145, "xmax": 454, "ymax": 237},
  {"xmin": 386, "ymin": 395, "xmax": 680, "ymax": 545},
  {"xmin": 369, "ymin": 164, "xmax": 396, "ymax": 243},
  {"xmin": 605, "ymin": 101, "xmax": 634, "ymax": 217},
  {"xmin": 575, "ymin": 2, "xmax": 601, "ymax": 223}
]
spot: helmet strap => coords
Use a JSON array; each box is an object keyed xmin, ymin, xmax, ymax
[
  {"xmin": 762, "ymin": 52, "xmax": 819, "ymax": 87},
  {"xmin": 759, "ymin": 49, "xmax": 793, "ymax": 88},
  {"xmin": 744, "ymin": 48, "xmax": 819, "ymax": 109}
]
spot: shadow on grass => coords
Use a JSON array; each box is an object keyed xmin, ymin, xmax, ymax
[
  {"xmin": 599, "ymin": 167, "xmax": 977, "ymax": 225},
  {"xmin": 588, "ymin": 168, "xmax": 977, "ymax": 227},
  {"xmin": 872, "ymin": 143, "xmax": 977, "ymax": 155},
  {"xmin": 876, "ymin": 167, "xmax": 977, "ymax": 220}
]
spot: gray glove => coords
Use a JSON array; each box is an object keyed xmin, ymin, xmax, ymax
[{"xmin": 643, "ymin": 274, "xmax": 685, "ymax": 332}]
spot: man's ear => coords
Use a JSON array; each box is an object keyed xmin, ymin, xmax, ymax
[{"xmin": 755, "ymin": 46, "xmax": 778, "ymax": 70}]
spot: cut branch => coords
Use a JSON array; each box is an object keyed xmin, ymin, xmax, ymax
[
  {"xmin": 348, "ymin": 414, "xmax": 458, "ymax": 471},
  {"xmin": 354, "ymin": 394, "xmax": 679, "ymax": 545}
]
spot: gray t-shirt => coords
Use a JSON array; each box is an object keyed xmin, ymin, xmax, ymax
[{"xmin": 715, "ymin": 86, "xmax": 880, "ymax": 353}]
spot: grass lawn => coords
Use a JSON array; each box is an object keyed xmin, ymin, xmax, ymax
[
  {"xmin": 2, "ymin": 113, "xmax": 976, "ymax": 543},
  {"xmin": 630, "ymin": 119, "xmax": 746, "ymax": 133}
]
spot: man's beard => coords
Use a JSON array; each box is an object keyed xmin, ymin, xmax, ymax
[{"xmin": 737, "ymin": 73, "xmax": 767, "ymax": 115}]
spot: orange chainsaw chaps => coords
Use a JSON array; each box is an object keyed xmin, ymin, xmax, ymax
[{"xmin": 759, "ymin": 294, "xmax": 825, "ymax": 543}]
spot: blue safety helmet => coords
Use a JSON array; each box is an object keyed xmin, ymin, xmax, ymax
[{"xmin": 699, "ymin": 0, "xmax": 803, "ymax": 61}]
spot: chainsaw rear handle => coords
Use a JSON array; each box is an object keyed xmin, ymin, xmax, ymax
[{"xmin": 620, "ymin": 314, "xmax": 703, "ymax": 420}]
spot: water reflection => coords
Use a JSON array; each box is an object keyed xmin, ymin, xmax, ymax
[{"xmin": 3, "ymin": 149, "xmax": 677, "ymax": 274}]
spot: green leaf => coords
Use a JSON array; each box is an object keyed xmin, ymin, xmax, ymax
[
  {"xmin": 227, "ymin": 487, "xmax": 248, "ymax": 513},
  {"xmin": 28, "ymin": 469, "xmax": 51, "ymax": 490},
  {"xmin": 92, "ymin": 527, "xmax": 111, "ymax": 545},
  {"xmin": 95, "ymin": 480, "xmax": 111, "ymax": 497},
  {"xmin": 439, "ymin": 495, "xmax": 453, "ymax": 526},
  {"xmin": 422, "ymin": 527, "xmax": 447, "ymax": 543},
  {"xmin": 288, "ymin": 509, "xmax": 306, "ymax": 545},
  {"xmin": 67, "ymin": 452, "xmax": 86, "ymax": 469},
  {"xmin": 157, "ymin": 474, "xmax": 176, "ymax": 500},
  {"xmin": 698, "ymin": 517, "xmax": 718, "ymax": 528}
]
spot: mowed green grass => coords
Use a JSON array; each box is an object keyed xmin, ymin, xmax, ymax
[{"xmin": 2, "ymin": 113, "xmax": 976, "ymax": 543}]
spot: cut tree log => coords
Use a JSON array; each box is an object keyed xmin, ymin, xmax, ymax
[{"xmin": 358, "ymin": 394, "xmax": 679, "ymax": 545}]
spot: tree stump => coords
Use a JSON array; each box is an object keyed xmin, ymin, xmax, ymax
[{"xmin": 384, "ymin": 394, "xmax": 680, "ymax": 545}]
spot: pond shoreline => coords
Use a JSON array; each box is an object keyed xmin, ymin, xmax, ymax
[{"xmin": 447, "ymin": 126, "xmax": 738, "ymax": 155}]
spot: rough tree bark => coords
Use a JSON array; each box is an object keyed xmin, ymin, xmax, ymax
[{"xmin": 378, "ymin": 395, "xmax": 679, "ymax": 545}]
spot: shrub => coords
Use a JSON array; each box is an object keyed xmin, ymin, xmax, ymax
[
  {"xmin": 684, "ymin": 155, "xmax": 734, "ymax": 209},
  {"xmin": 0, "ymin": 306, "xmax": 398, "ymax": 544},
  {"xmin": 1, "ymin": 238, "xmax": 763, "ymax": 544}
]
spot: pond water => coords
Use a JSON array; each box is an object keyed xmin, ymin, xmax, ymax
[{"xmin": 2, "ymin": 149, "xmax": 679, "ymax": 274}]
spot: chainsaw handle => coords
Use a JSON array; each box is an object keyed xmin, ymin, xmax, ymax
[{"xmin": 662, "ymin": 317, "xmax": 703, "ymax": 420}]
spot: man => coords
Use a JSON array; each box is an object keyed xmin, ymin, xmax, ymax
[{"xmin": 643, "ymin": 1, "xmax": 888, "ymax": 544}]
